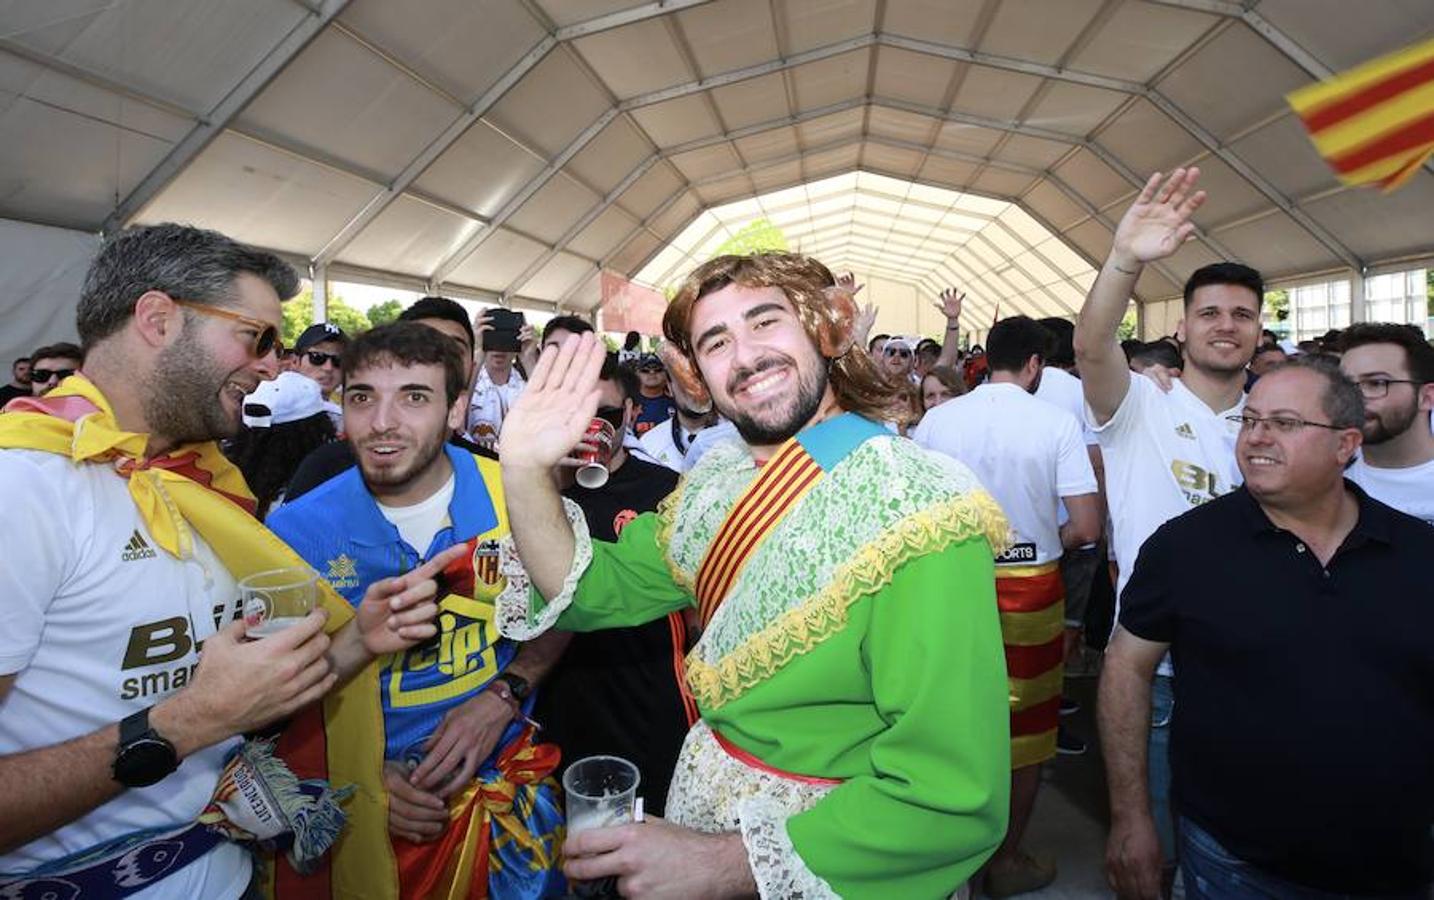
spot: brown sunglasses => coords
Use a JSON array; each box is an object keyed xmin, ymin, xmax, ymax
[{"xmin": 172, "ymin": 299, "xmax": 280, "ymax": 358}]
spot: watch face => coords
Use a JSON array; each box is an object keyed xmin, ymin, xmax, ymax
[
  {"xmin": 501, "ymin": 673, "xmax": 531, "ymax": 701},
  {"xmin": 115, "ymin": 737, "xmax": 177, "ymax": 788}
]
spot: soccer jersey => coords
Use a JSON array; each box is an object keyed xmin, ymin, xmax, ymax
[
  {"xmin": 634, "ymin": 393, "xmax": 677, "ymax": 436},
  {"xmin": 0, "ymin": 449, "xmax": 249, "ymax": 897},
  {"xmin": 914, "ymin": 382, "xmax": 1096, "ymax": 566},
  {"xmin": 268, "ymin": 444, "xmax": 528, "ymax": 760}
]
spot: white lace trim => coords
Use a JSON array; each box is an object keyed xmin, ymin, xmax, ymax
[
  {"xmin": 666, "ymin": 721, "xmax": 838, "ymax": 899},
  {"xmin": 494, "ymin": 496, "xmax": 591, "ymax": 640}
]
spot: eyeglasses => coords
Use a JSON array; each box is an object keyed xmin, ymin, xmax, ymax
[
  {"xmin": 1226, "ymin": 413, "xmax": 1347, "ymax": 435},
  {"xmin": 31, "ymin": 367, "xmax": 76, "ymax": 383},
  {"xmin": 884, "ymin": 348, "xmax": 912, "ymax": 359},
  {"xmin": 303, "ymin": 350, "xmax": 342, "ymax": 368},
  {"xmin": 1354, "ymin": 377, "xmax": 1422, "ymax": 399},
  {"xmin": 172, "ymin": 299, "xmax": 279, "ymax": 358}
]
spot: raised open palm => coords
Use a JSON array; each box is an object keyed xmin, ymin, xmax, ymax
[
  {"xmin": 934, "ymin": 287, "xmax": 965, "ymax": 320},
  {"xmin": 1115, "ymin": 167, "xmax": 1206, "ymax": 264},
  {"xmin": 497, "ymin": 332, "xmax": 606, "ymax": 470}
]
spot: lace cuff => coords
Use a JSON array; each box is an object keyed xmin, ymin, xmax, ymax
[
  {"xmin": 495, "ymin": 497, "xmax": 592, "ymax": 640},
  {"xmin": 737, "ymin": 798, "xmax": 838, "ymax": 900}
]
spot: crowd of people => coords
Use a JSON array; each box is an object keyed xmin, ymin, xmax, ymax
[{"xmin": 0, "ymin": 164, "xmax": 1431, "ymax": 900}]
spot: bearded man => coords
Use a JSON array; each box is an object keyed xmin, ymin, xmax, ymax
[{"xmin": 496, "ymin": 253, "xmax": 1011, "ymax": 899}]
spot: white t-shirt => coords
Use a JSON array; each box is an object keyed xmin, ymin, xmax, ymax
[
  {"xmin": 914, "ymin": 382, "xmax": 1097, "ymax": 566},
  {"xmin": 682, "ymin": 419, "xmax": 741, "ymax": 473},
  {"xmin": 1346, "ymin": 456, "xmax": 1434, "ymax": 526},
  {"xmin": 637, "ymin": 416, "xmax": 703, "ymax": 472},
  {"xmin": 1092, "ymin": 376, "xmax": 1244, "ymax": 602},
  {"xmin": 466, "ymin": 366, "xmax": 526, "ymax": 445},
  {"xmin": 378, "ymin": 474, "xmax": 456, "ymax": 555},
  {"xmin": 1036, "ymin": 366, "xmax": 1098, "ymax": 447},
  {"xmin": 0, "ymin": 449, "xmax": 250, "ymax": 897}
]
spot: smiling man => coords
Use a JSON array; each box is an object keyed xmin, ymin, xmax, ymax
[
  {"xmin": 496, "ymin": 252, "xmax": 1011, "ymax": 899},
  {"xmin": 266, "ymin": 322, "xmax": 567, "ymax": 899},
  {"xmin": 1100, "ymin": 356, "xmax": 1434, "ymax": 899},
  {"xmin": 1074, "ymin": 169, "xmax": 1259, "ymax": 891}
]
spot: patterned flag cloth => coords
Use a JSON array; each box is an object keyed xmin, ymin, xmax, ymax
[{"xmin": 1287, "ymin": 36, "xmax": 1434, "ymax": 192}]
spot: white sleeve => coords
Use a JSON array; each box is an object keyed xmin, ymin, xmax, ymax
[
  {"xmin": 0, "ymin": 453, "xmax": 74, "ymax": 674},
  {"xmin": 1055, "ymin": 411, "xmax": 1099, "ymax": 498},
  {"xmin": 1089, "ymin": 372, "xmax": 1150, "ymax": 444}
]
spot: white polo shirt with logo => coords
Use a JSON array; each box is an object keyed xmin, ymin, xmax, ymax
[
  {"xmin": 914, "ymin": 382, "xmax": 1097, "ymax": 567},
  {"xmin": 1092, "ymin": 375, "xmax": 1244, "ymax": 605},
  {"xmin": 0, "ymin": 449, "xmax": 250, "ymax": 898}
]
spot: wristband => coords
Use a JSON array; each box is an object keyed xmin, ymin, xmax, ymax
[{"xmin": 486, "ymin": 680, "xmax": 521, "ymax": 716}]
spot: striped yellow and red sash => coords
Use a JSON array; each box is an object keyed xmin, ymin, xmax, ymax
[
  {"xmin": 995, "ymin": 561, "xmax": 1065, "ymax": 769},
  {"xmin": 692, "ymin": 413, "xmax": 888, "ymax": 629}
]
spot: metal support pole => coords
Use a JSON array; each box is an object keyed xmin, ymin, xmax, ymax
[{"xmin": 311, "ymin": 264, "xmax": 329, "ymax": 323}]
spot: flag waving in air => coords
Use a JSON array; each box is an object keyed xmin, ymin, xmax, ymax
[{"xmin": 1287, "ymin": 36, "xmax": 1434, "ymax": 192}]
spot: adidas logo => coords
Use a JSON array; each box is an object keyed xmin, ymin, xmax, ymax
[
  {"xmin": 1174, "ymin": 423, "xmax": 1196, "ymax": 440},
  {"xmin": 121, "ymin": 530, "xmax": 157, "ymax": 562}
]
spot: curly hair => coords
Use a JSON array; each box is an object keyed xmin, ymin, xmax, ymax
[
  {"xmin": 663, "ymin": 253, "xmax": 907, "ymax": 423},
  {"xmin": 225, "ymin": 413, "xmax": 338, "ymax": 520}
]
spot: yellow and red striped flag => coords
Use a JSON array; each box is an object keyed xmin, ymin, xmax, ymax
[{"xmin": 1286, "ymin": 35, "xmax": 1434, "ymax": 192}]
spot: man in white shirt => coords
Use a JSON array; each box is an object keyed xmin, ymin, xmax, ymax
[
  {"xmin": 915, "ymin": 315, "xmax": 1100, "ymax": 898},
  {"xmin": 1075, "ymin": 168, "xmax": 1262, "ymax": 898},
  {"xmin": 0, "ymin": 225, "xmax": 450, "ymax": 898},
  {"xmin": 1339, "ymin": 323, "xmax": 1434, "ymax": 525},
  {"xmin": 638, "ymin": 371, "xmax": 720, "ymax": 472},
  {"xmin": 467, "ymin": 319, "xmax": 527, "ymax": 447}
]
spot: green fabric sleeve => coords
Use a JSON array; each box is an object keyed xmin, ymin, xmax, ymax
[
  {"xmin": 553, "ymin": 510, "xmax": 694, "ymax": 631},
  {"xmin": 786, "ymin": 536, "xmax": 1011, "ymax": 898}
]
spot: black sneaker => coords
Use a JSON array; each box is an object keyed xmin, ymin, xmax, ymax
[
  {"xmin": 1056, "ymin": 725, "xmax": 1087, "ymax": 756},
  {"xmin": 1059, "ymin": 696, "xmax": 1080, "ymax": 716}
]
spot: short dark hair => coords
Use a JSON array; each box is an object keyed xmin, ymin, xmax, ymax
[
  {"xmin": 1338, "ymin": 322, "xmax": 1434, "ymax": 384},
  {"xmin": 1183, "ymin": 262, "xmax": 1264, "ymax": 309},
  {"xmin": 77, "ymin": 223, "xmax": 299, "ymax": 348},
  {"xmin": 1036, "ymin": 317, "xmax": 1076, "ymax": 367},
  {"xmin": 1267, "ymin": 355, "xmax": 1364, "ymax": 429},
  {"xmin": 916, "ymin": 342, "xmax": 941, "ymax": 363},
  {"xmin": 868, "ymin": 333, "xmax": 890, "ymax": 352},
  {"xmin": 986, "ymin": 316, "xmax": 1054, "ymax": 373},
  {"xmin": 544, "ymin": 315, "xmax": 595, "ymax": 341},
  {"xmin": 1251, "ymin": 344, "xmax": 1287, "ymax": 363},
  {"xmin": 341, "ymin": 322, "xmax": 467, "ymax": 406},
  {"xmin": 599, "ymin": 352, "xmax": 640, "ymax": 405},
  {"xmin": 1129, "ymin": 340, "xmax": 1183, "ymax": 371},
  {"xmin": 13, "ymin": 357, "xmax": 29, "ymax": 366},
  {"xmin": 400, "ymin": 296, "xmax": 475, "ymax": 351},
  {"xmin": 31, "ymin": 341, "xmax": 85, "ymax": 364}
]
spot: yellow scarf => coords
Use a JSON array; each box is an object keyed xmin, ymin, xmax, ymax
[{"xmin": 0, "ymin": 375, "xmax": 397, "ymax": 899}]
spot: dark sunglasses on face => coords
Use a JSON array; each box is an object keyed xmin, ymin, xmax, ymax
[
  {"xmin": 303, "ymin": 350, "xmax": 342, "ymax": 368},
  {"xmin": 884, "ymin": 348, "xmax": 912, "ymax": 359},
  {"xmin": 32, "ymin": 368, "xmax": 76, "ymax": 382},
  {"xmin": 171, "ymin": 299, "xmax": 279, "ymax": 358}
]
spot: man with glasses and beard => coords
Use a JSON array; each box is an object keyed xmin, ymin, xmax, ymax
[
  {"xmin": 1338, "ymin": 323, "xmax": 1434, "ymax": 524},
  {"xmin": 27, "ymin": 342, "xmax": 85, "ymax": 397},
  {"xmin": 496, "ymin": 253, "xmax": 1011, "ymax": 898},
  {"xmin": 267, "ymin": 323, "xmax": 567, "ymax": 900},
  {"xmin": 292, "ymin": 323, "xmax": 347, "ymax": 398},
  {"xmin": 536, "ymin": 353, "xmax": 694, "ymax": 817},
  {"xmin": 0, "ymin": 225, "xmax": 453, "ymax": 899}
]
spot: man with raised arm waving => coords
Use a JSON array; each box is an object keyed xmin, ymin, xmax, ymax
[{"xmin": 496, "ymin": 253, "xmax": 1012, "ymax": 899}]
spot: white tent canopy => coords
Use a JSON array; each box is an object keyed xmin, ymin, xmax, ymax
[{"xmin": 3, "ymin": 0, "xmax": 1433, "ymax": 351}]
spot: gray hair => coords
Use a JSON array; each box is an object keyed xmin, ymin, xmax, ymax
[
  {"xmin": 77, "ymin": 223, "xmax": 299, "ymax": 348},
  {"xmin": 1270, "ymin": 354, "xmax": 1364, "ymax": 429}
]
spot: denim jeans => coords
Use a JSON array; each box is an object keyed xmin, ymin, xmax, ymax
[
  {"xmin": 1149, "ymin": 673, "xmax": 1176, "ymax": 863},
  {"xmin": 1180, "ymin": 816, "xmax": 1429, "ymax": 900}
]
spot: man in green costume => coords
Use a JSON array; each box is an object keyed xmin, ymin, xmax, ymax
[{"xmin": 496, "ymin": 253, "xmax": 1011, "ymax": 899}]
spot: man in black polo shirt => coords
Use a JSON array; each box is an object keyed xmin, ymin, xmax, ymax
[
  {"xmin": 1099, "ymin": 355, "xmax": 1434, "ymax": 899},
  {"xmin": 535, "ymin": 353, "xmax": 693, "ymax": 816}
]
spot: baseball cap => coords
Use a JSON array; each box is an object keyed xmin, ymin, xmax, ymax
[
  {"xmin": 294, "ymin": 322, "xmax": 348, "ymax": 353},
  {"xmin": 242, "ymin": 371, "xmax": 341, "ymax": 428}
]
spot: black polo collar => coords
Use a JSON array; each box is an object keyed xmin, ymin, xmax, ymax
[{"xmin": 1235, "ymin": 480, "xmax": 1395, "ymax": 546}]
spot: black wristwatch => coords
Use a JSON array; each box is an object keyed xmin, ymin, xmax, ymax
[
  {"xmin": 113, "ymin": 707, "xmax": 179, "ymax": 788},
  {"xmin": 491, "ymin": 672, "xmax": 532, "ymax": 703}
]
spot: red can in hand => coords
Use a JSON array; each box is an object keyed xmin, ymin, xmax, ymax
[{"xmin": 575, "ymin": 418, "xmax": 617, "ymax": 488}]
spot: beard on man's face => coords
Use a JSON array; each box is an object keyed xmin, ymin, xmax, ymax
[
  {"xmin": 1361, "ymin": 398, "xmax": 1420, "ymax": 445},
  {"xmin": 715, "ymin": 353, "xmax": 828, "ymax": 446},
  {"xmin": 144, "ymin": 329, "xmax": 244, "ymax": 444}
]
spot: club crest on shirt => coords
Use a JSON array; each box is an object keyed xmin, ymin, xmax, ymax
[
  {"xmin": 325, "ymin": 553, "xmax": 360, "ymax": 590},
  {"xmin": 473, "ymin": 539, "xmax": 502, "ymax": 586}
]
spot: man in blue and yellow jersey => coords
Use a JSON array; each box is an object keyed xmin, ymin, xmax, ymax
[{"xmin": 269, "ymin": 322, "xmax": 569, "ymax": 900}]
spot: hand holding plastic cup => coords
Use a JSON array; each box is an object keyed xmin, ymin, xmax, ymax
[
  {"xmin": 574, "ymin": 418, "xmax": 617, "ymax": 489},
  {"xmin": 563, "ymin": 755, "xmax": 640, "ymax": 834},
  {"xmin": 240, "ymin": 567, "xmax": 318, "ymax": 639}
]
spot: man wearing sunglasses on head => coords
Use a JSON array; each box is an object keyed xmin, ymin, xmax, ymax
[
  {"xmin": 293, "ymin": 322, "xmax": 348, "ymax": 399},
  {"xmin": 27, "ymin": 342, "xmax": 85, "ymax": 397}
]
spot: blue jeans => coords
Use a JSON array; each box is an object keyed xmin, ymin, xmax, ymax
[
  {"xmin": 1180, "ymin": 817, "xmax": 1429, "ymax": 900},
  {"xmin": 1149, "ymin": 673, "xmax": 1176, "ymax": 863}
]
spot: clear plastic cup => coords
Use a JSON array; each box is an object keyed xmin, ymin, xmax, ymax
[{"xmin": 240, "ymin": 567, "xmax": 317, "ymax": 638}]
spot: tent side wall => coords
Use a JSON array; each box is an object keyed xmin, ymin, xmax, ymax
[{"xmin": 1, "ymin": 219, "xmax": 97, "ymax": 368}]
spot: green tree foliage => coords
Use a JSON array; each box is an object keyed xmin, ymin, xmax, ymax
[
  {"xmin": 367, "ymin": 299, "xmax": 405, "ymax": 327},
  {"xmin": 281, "ymin": 288, "xmax": 372, "ymax": 346},
  {"xmin": 1264, "ymin": 289, "xmax": 1289, "ymax": 322},
  {"xmin": 1117, "ymin": 308, "xmax": 1138, "ymax": 341},
  {"xmin": 710, "ymin": 218, "xmax": 789, "ymax": 259}
]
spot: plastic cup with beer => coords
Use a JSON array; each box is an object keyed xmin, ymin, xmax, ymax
[{"xmin": 240, "ymin": 567, "xmax": 318, "ymax": 638}]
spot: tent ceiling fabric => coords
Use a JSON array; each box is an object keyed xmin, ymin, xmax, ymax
[{"xmin": 4, "ymin": 0, "xmax": 1433, "ymax": 316}]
